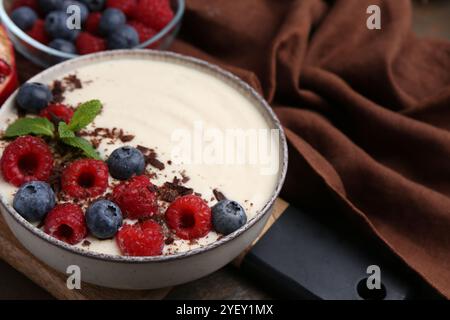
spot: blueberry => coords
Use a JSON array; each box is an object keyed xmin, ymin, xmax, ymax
[
  {"xmin": 13, "ymin": 181, "xmax": 56, "ymax": 222},
  {"xmin": 107, "ymin": 146, "xmax": 145, "ymax": 180},
  {"xmin": 98, "ymin": 8, "xmax": 126, "ymax": 36},
  {"xmin": 11, "ymin": 7, "xmax": 38, "ymax": 31},
  {"xmin": 86, "ymin": 200, "xmax": 123, "ymax": 239},
  {"xmin": 107, "ymin": 25, "xmax": 139, "ymax": 49},
  {"xmin": 212, "ymin": 200, "xmax": 247, "ymax": 235},
  {"xmin": 16, "ymin": 82, "xmax": 53, "ymax": 113},
  {"xmin": 80, "ymin": 0, "xmax": 105, "ymax": 11},
  {"xmin": 45, "ymin": 10, "xmax": 80, "ymax": 41},
  {"xmin": 38, "ymin": 0, "xmax": 63, "ymax": 14},
  {"xmin": 62, "ymin": 0, "xmax": 89, "ymax": 23},
  {"xmin": 49, "ymin": 38, "xmax": 77, "ymax": 54}
]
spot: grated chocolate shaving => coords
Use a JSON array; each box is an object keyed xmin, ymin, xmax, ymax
[
  {"xmin": 157, "ymin": 182, "xmax": 193, "ymax": 202},
  {"xmin": 82, "ymin": 240, "xmax": 91, "ymax": 247},
  {"xmin": 165, "ymin": 237, "xmax": 174, "ymax": 245},
  {"xmin": 64, "ymin": 74, "xmax": 82, "ymax": 90},
  {"xmin": 213, "ymin": 189, "xmax": 226, "ymax": 201},
  {"xmin": 137, "ymin": 145, "xmax": 165, "ymax": 170},
  {"xmin": 51, "ymin": 80, "xmax": 65, "ymax": 103},
  {"xmin": 148, "ymin": 157, "xmax": 165, "ymax": 170},
  {"xmin": 120, "ymin": 134, "xmax": 135, "ymax": 142}
]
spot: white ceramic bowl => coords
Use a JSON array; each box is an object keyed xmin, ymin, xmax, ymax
[{"xmin": 0, "ymin": 50, "xmax": 288, "ymax": 290}]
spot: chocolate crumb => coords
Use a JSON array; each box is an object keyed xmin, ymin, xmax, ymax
[
  {"xmin": 51, "ymin": 80, "xmax": 65, "ymax": 103},
  {"xmin": 82, "ymin": 240, "xmax": 91, "ymax": 247},
  {"xmin": 90, "ymin": 138, "xmax": 100, "ymax": 149},
  {"xmin": 165, "ymin": 237, "xmax": 174, "ymax": 245},
  {"xmin": 137, "ymin": 145, "xmax": 152, "ymax": 154},
  {"xmin": 137, "ymin": 145, "xmax": 165, "ymax": 170},
  {"xmin": 64, "ymin": 74, "xmax": 82, "ymax": 90},
  {"xmin": 148, "ymin": 157, "xmax": 165, "ymax": 170},
  {"xmin": 172, "ymin": 176, "xmax": 180, "ymax": 185},
  {"xmin": 213, "ymin": 189, "xmax": 226, "ymax": 201},
  {"xmin": 120, "ymin": 134, "xmax": 135, "ymax": 142},
  {"xmin": 157, "ymin": 182, "xmax": 193, "ymax": 202}
]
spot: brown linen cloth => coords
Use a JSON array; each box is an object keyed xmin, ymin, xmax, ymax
[{"xmin": 170, "ymin": 0, "xmax": 450, "ymax": 298}]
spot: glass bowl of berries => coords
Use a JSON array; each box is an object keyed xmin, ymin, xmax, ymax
[{"xmin": 0, "ymin": 0, "xmax": 185, "ymax": 67}]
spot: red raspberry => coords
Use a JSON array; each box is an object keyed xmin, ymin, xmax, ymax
[
  {"xmin": 165, "ymin": 195, "xmax": 211, "ymax": 240},
  {"xmin": 39, "ymin": 104, "xmax": 74, "ymax": 124},
  {"xmin": 27, "ymin": 19, "xmax": 50, "ymax": 44},
  {"xmin": 112, "ymin": 175, "xmax": 158, "ymax": 219},
  {"xmin": 61, "ymin": 159, "xmax": 109, "ymax": 199},
  {"xmin": 1, "ymin": 136, "xmax": 53, "ymax": 187},
  {"xmin": 11, "ymin": 0, "xmax": 39, "ymax": 11},
  {"xmin": 75, "ymin": 32, "xmax": 106, "ymax": 55},
  {"xmin": 106, "ymin": 0, "xmax": 137, "ymax": 17},
  {"xmin": 44, "ymin": 203, "xmax": 87, "ymax": 245},
  {"xmin": 128, "ymin": 21, "xmax": 158, "ymax": 48},
  {"xmin": 0, "ymin": 58, "xmax": 12, "ymax": 77},
  {"xmin": 116, "ymin": 220, "xmax": 164, "ymax": 256},
  {"xmin": 134, "ymin": 0, "xmax": 174, "ymax": 31},
  {"xmin": 85, "ymin": 12, "xmax": 102, "ymax": 35}
]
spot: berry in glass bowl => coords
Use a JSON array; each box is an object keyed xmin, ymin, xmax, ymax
[{"xmin": 0, "ymin": 0, "xmax": 185, "ymax": 67}]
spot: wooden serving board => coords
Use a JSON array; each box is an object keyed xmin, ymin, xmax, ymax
[{"xmin": 0, "ymin": 198, "xmax": 288, "ymax": 300}]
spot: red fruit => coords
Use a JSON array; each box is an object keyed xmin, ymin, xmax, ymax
[
  {"xmin": 39, "ymin": 104, "xmax": 74, "ymax": 124},
  {"xmin": 85, "ymin": 12, "xmax": 102, "ymax": 35},
  {"xmin": 165, "ymin": 195, "xmax": 211, "ymax": 240},
  {"xmin": 61, "ymin": 159, "xmax": 109, "ymax": 199},
  {"xmin": 1, "ymin": 136, "xmax": 53, "ymax": 187},
  {"xmin": 106, "ymin": 0, "xmax": 137, "ymax": 17},
  {"xmin": 0, "ymin": 26, "xmax": 19, "ymax": 105},
  {"xmin": 128, "ymin": 20, "xmax": 158, "ymax": 48},
  {"xmin": 75, "ymin": 32, "xmax": 106, "ymax": 55},
  {"xmin": 0, "ymin": 58, "xmax": 11, "ymax": 77},
  {"xmin": 44, "ymin": 203, "xmax": 87, "ymax": 245},
  {"xmin": 112, "ymin": 175, "xmax": 158, "ymax": 219},
  {"xmin": 11, "ymin": 0, "xmax": 39, "ymax": 11},
  {"xmin": 26, "ymin": 19, "xmax": 50, "ymax": 44},
  {"xmin": 134, "ymin": 0, "xmax": 174, "ymax": 31},
  {"xmin": 116, "ymin": 220, "xmax": 164, "ymax": 256}
]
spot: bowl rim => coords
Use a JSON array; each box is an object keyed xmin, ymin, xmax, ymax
[
  {"xmin": 0, "ymin": 0, "xmax": 185, "ymax": 59},
  {"xmin": 0, "ymin": 49, "xmax": 288, "ymax": 264}
]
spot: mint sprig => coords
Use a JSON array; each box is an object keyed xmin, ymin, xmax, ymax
[
  {"xmin": 58, "ymin": 122, "xmax": 101, "ymax": 159},
  {"xmin": 58, "ymin": 122, "xmax": 75, "ymax": 138},
  {"xmin": 4, "ymin": 99, "xmax": 103, "ymax": 160},
  {"xmin": 61, "ymin": 136, "xmax": 101, "ymax": 160},
  {"xmin": 5, "ymin": 117, "xmax": 55, "ymax": 138},
  {"xmin": 67, "ymin": 99, "xmax": 102, "ymax": 132}
]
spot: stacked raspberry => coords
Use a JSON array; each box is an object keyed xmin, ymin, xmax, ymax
[
  {"xmin": 9, "ymin": 0, "xmax": 174, "ymax": 55},
  {"xmin": 3, "ymin": 136, "xmax": 216, "ymax": 256}
]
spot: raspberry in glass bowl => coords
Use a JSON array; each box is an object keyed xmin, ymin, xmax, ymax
[{"xmin": 0, "ymin": 0, "xmax": 185, "ymax": 67}]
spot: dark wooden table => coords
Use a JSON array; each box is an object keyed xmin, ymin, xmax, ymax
[{"xmin": 0, "ymin": 1, "xmax": 449, "ymax": 300}]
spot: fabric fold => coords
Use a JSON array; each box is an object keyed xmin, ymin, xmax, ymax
[{"xmin": 172, "ymin": 0, "xmax": 450, "ymax": 297}]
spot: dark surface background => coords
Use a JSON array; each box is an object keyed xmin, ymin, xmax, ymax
[{"xmin": 0, "ymin": 1, "xmax": 449, "ymax": 300}]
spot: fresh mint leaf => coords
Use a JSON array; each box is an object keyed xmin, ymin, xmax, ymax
[
  {"xmin": 59, "ymin": 112, "xmax": 102, "ymax": 159},
  {"xmin": 67, "ymin": 99, "xmax": 102, "ymax": 132},
  {"xmin": 5, "ymin": 117, "xmax": 55, "ymax": 138},
  {"xmin": 58, "ymin": 122, "xmax": 75, "ymax": 138},
  {"xmin": 61, "ymin": 136, "xmax": 101, "ymax": 160}
]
